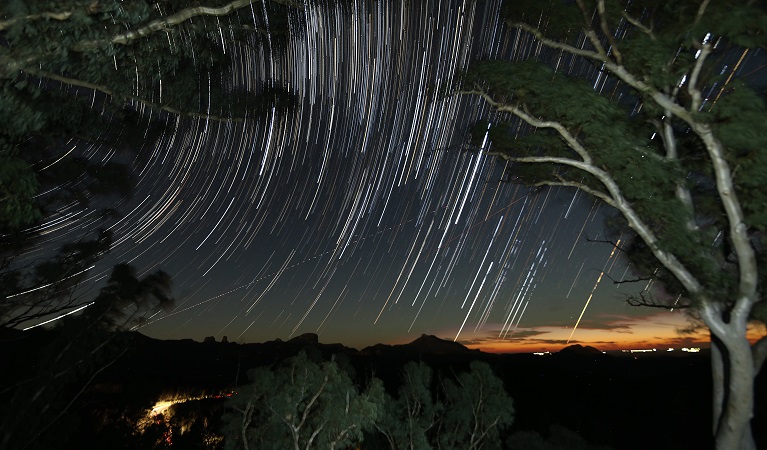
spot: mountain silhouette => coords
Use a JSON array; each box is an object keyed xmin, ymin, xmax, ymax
[
  {"xmin": 361, "ymin": 334, "xmax": 478, "ymax": 357},
  {"xmin": 555, "ymin": 344, "xmax": 604, "ymax": 357},
  {"xmin": 288, "ymin": 333, "xmax": 320, "ymax": 345},
  {"xmin": 407, "ymin": 334, "xmax": 476, "ymax": 354},
  {"xmin": 0, "ymin": 327, "xmax": 719, "ymax": 450}
]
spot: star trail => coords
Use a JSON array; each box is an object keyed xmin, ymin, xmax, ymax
[{"xmin": 21, "ymin": 0, "xmax": 715, "ymax": 351}]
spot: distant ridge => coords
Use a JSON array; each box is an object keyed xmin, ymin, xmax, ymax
[
  {"xmin": 126, "ymin": 332, "xmax": 478, "ymax": 365},
  {"xmin": 361, "ymin": 334, "xmax": 479, "ymax": 357},
  {"xmin": 407, "ymin": 334, "xmax": 476, "ymax": 354},
  {"xmin": 288, "ymin": 333, "xmax": 319, "ymax": 345},
  {"xmin": 555, "ymin": 344, "xmax": 604, "ymax": 357}
]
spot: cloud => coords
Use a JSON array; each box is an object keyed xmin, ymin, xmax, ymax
[
  {"xmin": 457, "ymin": 329, "xmax": 547, "ymax": 346},
  {"xmin": 460, "ymin": 333, "xmax": 580, "ymax": 348},
  {"xmin": 515, "ymin": 314, "xmax": 637, "ymax": 332},
  {"xmin": 524, "ymin": 338, "xmax": 579, "ymax": 345}
]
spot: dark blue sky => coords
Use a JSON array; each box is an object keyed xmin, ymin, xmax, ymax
[{"xmin": 29, "ymin": 0, "xmax": 764, "ymax": 351}]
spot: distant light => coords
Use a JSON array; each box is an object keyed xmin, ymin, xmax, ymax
[
  {"xmin": 682, "ymin": 347, "xmax": 700, "ymax": 353},
  {"xmin": 151, "ymin": 400, "xmax": 175, "ymax": 416}
]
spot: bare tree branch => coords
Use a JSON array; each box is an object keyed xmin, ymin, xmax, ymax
[
  {"xmin": 0, "ymin": 11, "xmax": 73, "ymax": 31},
  {"xmin": 596, "ymin": 0, "xmax": 623, "ymax": 64},
  {"xmin": 459, "ymin": 90, "xmax": 593, "ymax": 163},
  {"xmin": 696, "ymin": 128, "xmax": 758, "ymax": 325},
  {"xmin": 661, "ymin": 113, "xmax": 678, "ymax": 161},
  {"xmin": 688, "ymin": 43, "xmax": 712, "ymax": 112},
  {"xmin": 695, "ymin": 0, "xmax": 712, "ymax": 25},
  {"xmin": 604, "ymin": 272, "xmax": 651, "ymax": 285},
  {"xmin": 660, "ymin": 110, "xmax": 697, "ymax": 230},
  {"xmin": 459, "ymin": 89, "xmax": 705, "ymax": 298},
  {"xmin": 574, "ymin": 0, "xmax": 610, "ymax": 59},
  {"xmin": 371, "ymin": 422, "xmax": 395, "ymax": 450},
  {"xmin": 583, "ymin": 234, "xmax": 627, "ymax": 252},
  {"xmin": 467, "ymin": 20, "xmax": 755, "ymax": 313},
  {"xmin": 532, "ymin": 178, "xmax": 616, "ymax": 208},
  {"xmin": 471, "ymin": 416, "xmax": 500, "ymax": 450},
  {"xmin": 2, "ymin": 269, "xmax": 92, "ymax": 329},
  {"xmin": 110, "ymin": 0, "xmax": 301, "ymax": 46},
  {"xmin": 507, "ymin": 22, "xmax": 607, "ymax": 62},
  {"xmin": 23, "ymin": 68, "xmax": 246, "ymax": 123},
  {"xmin": 563, "ymin": 29, "xmax": 756, "ymax": 302},
  {"xmin": 29, "ymin": 341, "xmax": 131, "ymax": 447},
  {"xmin": 296, "ymin": 371, "xmax": 328, "ymax": 436},
  {"xmin": 626, "ymin": 291, "xmax": 691, "ymax": 309},
  {"xmin": 1, "ymin": 300, "xmax": 92, "ymax": 329},
  {"xmin": 621, "ymin": 12, "xmax": 655, "ymax": 40},
  {"xmin": 329, "ymin": 424, "xmax": 357, "ymax": 450},
  {"xmin": 539, "ymin": 46, "xmax": 692, "ymax": 124}
]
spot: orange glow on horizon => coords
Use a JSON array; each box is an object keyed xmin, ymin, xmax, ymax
[
  {"xmin": 455, "ymin": 312, "xmax": 766, "ymax": 354},
  {"xmin": 467, "ymin": 336, "xmax": 709, "ymax": 354}
]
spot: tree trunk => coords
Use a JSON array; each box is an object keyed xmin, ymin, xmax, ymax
[
  {"xmin": 713, "ymin": 333, "xmax": 756, "ymax": 450},
  {"xmin": 711, "ymin": 335, "xmax": 726, "ymax": 436}
]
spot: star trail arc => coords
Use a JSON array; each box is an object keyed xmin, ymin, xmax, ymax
[{"xmin": 19, "ymin": 0, "xmax": 646, "ymax": 348}]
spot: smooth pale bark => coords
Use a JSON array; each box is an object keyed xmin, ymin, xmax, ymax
[
  {"xmin": 465, "ymin": 14, "xmax": 765, "ymax": 448},
  {"xmin": 711, "ymin": 336, "xmax": 726, "ymax": 436},
  {"xmin": 238, "ymin": 401, "xmax": 254, "ymax": 450},
  {"xmin": 698, "ymin": 303, "xmax": 760, "ymax": 450},
  {"xmin": 0, "ymin": 11, "xmax": 72, "ymax": 31},
  {"xmin": 708, "ymin": 331, "xmax": 763, "ymax": 450},
  {"xmin": 465, "ymin": 84, "xmax": 763, "ymax": 450},
  {"xmin": 716, "ymin": 335, "xmax": 756, "ymax": 450}
]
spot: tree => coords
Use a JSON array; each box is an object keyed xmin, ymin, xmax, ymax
[
  {"xmin": 1, "ymin": 1, "xmax": 295, "ymax": 447},
  {"xmin": 1, "ymin": 0, "xmax": 299, "ymax": 329},
  {"xmin": 222, "ymin": 352, "xmax": 384, "ymax": 450},
  {"xmin": 455, "ymin": 1, "xmax": 767, "ymax": 449},
  {"xmin": 373, "ymin": 361, "xmax": 443, "ymax": 450},
  {"xmin": 0, "ymin": 0, "xmax": 303, "ymax": 362},
  {"xmin": 436, "ymin": 361, "xmax": 514, "ymax": 450},
  {"xmin": 372, "ymin": 361, "xmax": 513, "ymax": 450},
  {"xmin": 0, "ymin": 263, "xmax": 174, "ymax": 450},
  {"xmin": 1, "ymin": 0, "xmax": 297, "ymax": 232}
]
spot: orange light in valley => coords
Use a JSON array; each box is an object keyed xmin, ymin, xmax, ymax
[
  {"xmin": 150, "ymin": 400, "xmax": 176, "ymax": 416},
  {"xmin": 138, "ymin": 391, "xmax": 234, "ymax": 431}
]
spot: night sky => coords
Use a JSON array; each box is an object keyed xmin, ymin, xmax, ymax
[{"xmin": 27, "ymin": 0, "xmax": 757, "ymax": 352}]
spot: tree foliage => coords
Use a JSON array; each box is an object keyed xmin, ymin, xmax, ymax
[
  {"xmin": 0, "ymin": 1, "xmax": 307, "ymax": 446},
  {"xmin": 0, "ymin": 0, "xmax": 301, "ymax": 338},
  {"xmin": 437, "ymin": 361, "xmax": 514, "ymax": 450},
  {"xmin": 374, "ymin": 361, "xmax": 443, "ymax": 450},
  {"xmin": 0, "ymin": 263, "xmax": 174, "ymax": 450},
  {"xmin": 373, "ymin": 360, "xmax": 514, "ymax": 450},
  {"xmin": 222, "ymin": 351, "xmax": 384, "ymax": 450},
  {"xmin": 456, "ymin": 1, "xmax": 766, "ymax": 449},
  {"xmin": 1, "ymin": 0, "xmax": 298, "ymax": 233},
  {"xmin": 0, "ymin": 1, "xmax": 313, "ymax": 449}
]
